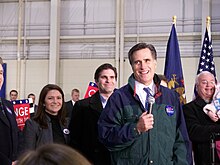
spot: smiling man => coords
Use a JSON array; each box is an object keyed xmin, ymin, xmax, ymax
[
  {"xmin": 69, "ymin": 63, "xmax": 117, "ymax": 165},
  {"xmin": 183, "ymin": 71, "xmax": 220, "ymax": 165},
  {"xmin": 98, "ymin": 43, "xmax": 192, "ymax": 165}
]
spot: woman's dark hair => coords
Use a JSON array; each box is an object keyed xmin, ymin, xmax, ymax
[
  {"xmin": 128, "ymin": 43, "xmax": 157, "ymax": 65},
  {"xmin": 17, "ymin": 143, "xmax": 91, "ymax": 165},
  {"xmin": 94, "ymin": 63, "xmax": 117, "ymax": 82},
  {"xmin": 33, "ymin": 84, "xmax": 66, "ymax": 128}
]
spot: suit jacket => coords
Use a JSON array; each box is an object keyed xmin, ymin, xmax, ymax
[
  {"xmin": 69, "ymin": 91, "xmax": 111, "ymax": 165},
  {"xmin": 23, "ymin": 115, "xmax": 70, "ymax": 151},
  {"xmin": 65, "ymin": 100, "xmax": 74, "ymax": 118},
  {"xmin": 0, "ymin": 98, "xmax": 19, "ymax": 165},
  {"xmin": 183, "ymin": 96, "xmax": 220, "ymax": 165}
]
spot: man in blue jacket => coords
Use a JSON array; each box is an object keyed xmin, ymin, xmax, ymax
[{"xmin": 98, "ymin": 43, "xmax": 192, "ymax": 165}]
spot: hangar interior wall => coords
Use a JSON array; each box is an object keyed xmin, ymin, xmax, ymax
[{"xmin": 0, "ymin": 0, "xmax": 219, "ymax": 102}]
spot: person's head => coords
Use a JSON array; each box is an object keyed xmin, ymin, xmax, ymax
[
  {"xmin": 158, "ymin": 74, "xmax": 168, "ymax": 87},
  {"xmin": 128, "ymin": 43, "xmax": 157, "ymax": 86},
  {"xmin": 17, "ymin": 143, "xmax": 91, "ymax": 165},
  {"xmin": 28, "ymin": 93, "xmax": 36, "ymax": 104},
  {"xmin": 0, "ymin": 57, "xmax": 4, "ymax": 90},
  {"xmin": 71, "ymin": 88, "xmax": 80, "ymax": 102},
  {"xmin": 34, "ymin": 84, "xmax": 66, "ymax": 128},
  {"xmin": 10, "ymin": 89, "xmax": 18, "ymax": 101},
  {"xmin": 195, "ymin": 71, "xmax": 216, "ymax": 102},
  {"xmin": 94, "ymin": 63, "xmax": 117, "ymax": 96}
]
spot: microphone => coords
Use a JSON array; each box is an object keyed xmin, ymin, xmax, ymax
[{"xmin": 148, "ymin": 96, "xmax": 155, "ymax": 114}]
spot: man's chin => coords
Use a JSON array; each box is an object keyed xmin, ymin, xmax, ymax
[{"xmin": 104, "ymin": 89, "xmax": 114, "ymax": 94}]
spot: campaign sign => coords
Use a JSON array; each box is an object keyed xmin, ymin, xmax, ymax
[
  {"xmin": 84, "ymin": 82, "xmax": 99, "ymax": 98},
  {"xmin": 12, "ymin": 99, "xmax": 31, "ymax": 130},
  {"xmin": 214, "ymin": 98, "xmax": 220, "ymax": 111}
]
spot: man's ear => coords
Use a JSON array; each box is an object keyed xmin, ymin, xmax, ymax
[{"xmin": 195, "ymin": 84, "xmax": 198, "ymax": 92}]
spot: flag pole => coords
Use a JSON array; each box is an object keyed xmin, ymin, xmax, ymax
[
  {"xmin": 206, "ymin": 16, "xmax": 210, "ymax": 29},
  {"xmin": 206, "ymin": 16, "xmax": 211, "ymax": 39},
  {"xmin": 172, "ymin": 15, "xmax": 177, "ymax": 26}
]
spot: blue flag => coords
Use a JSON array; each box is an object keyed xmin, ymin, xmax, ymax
[
  {"xmin": 164, "ymin": 24, "xmax": 186, "ymax": 105},
  {"xmin": 196, "ymin": 28, "xmax": 215, "ymax": 76},
  {"xmin": 0, "ymin": 63, "xmax": 7, "ymax": 98}
]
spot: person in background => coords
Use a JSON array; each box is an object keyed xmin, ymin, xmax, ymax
[
  {"xmin": 0, "ymin": 57, "xmax": 19, "ymax": 165},
  {"xmin": 183, "ymin": 71, "xmax": 220, "ymax": 165},
  {"xmin": 17, "ymin": 143, "xmax": 91, "ymax": 165},
  {"xmin": 27, "ymin": 93, "xmax": 38, "ymax": 118},
  {"xmin": 157, "ymin": 74, "xmax": 168, "ymax": 87},
  {"xmin": 65, "ymin": 88, "xmax": 80, "ymax": 118},
  {"xmin": 69, "ymin": 63, "xmax": 117, "ymax": 165},
  {"xmin": 9, "ymin": 89, "xmax": 18, "ymax": 101},
  {"xmin": 23, "ymin": 84, "xmax": 70, "ymax": 151},
  {"xmin": 98, "ymin": 43, "xmax": 192, "ymax": 165}
]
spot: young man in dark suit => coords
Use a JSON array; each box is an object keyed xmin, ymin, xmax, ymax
[
  {"xmin": 69, "ymin": 63, "xmax": 117, "ymax": 165},
  {"xmin": 0, "ymin": 58, "xmax": 19, "ymax": 165}
]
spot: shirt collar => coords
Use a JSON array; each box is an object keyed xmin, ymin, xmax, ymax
[
  {"xmin": 135, "ymin": 80, "xmax": 155, "ymax": 95},
  {"xmin": 100, "ymin": 94, "xmax": 107, "ymax": 108},
  {"xmin": 71, "ymin": 100, "xmax": 75, "ymax": 105}
]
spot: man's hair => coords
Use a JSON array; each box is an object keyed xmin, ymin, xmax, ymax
[
  {"xmin": 94, "ymin": 63, "xmax": 117, "ymax": 82},
  {"xmin": 128, "ymin": 43, "xmax": 157, "ymax": 65},
  {"xmin": 72, "ymin": 88, "xmax": 80, "ymax": 94},
  {"xmin": 27, "ymin": 93, "xmax": 35, "ymax": 98},
  {"xmin": 10, "ymin": 89, "xmax": 18, "ymax": 95}
]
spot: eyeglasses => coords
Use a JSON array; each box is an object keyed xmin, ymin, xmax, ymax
[{"xmin": 200, "ymin": 80, "xmax": 215, "ymax": 86}]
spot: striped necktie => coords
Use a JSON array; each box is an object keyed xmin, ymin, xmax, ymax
[{"xmin": 143, "ymin": 87, "xmax": 152, "ymax": 111}]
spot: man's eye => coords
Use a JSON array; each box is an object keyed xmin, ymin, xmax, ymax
[
  {"xmin": 201, "ymin": 81, "xmax": 207, "ymax": 84},
  {"xmin": 134, "ymin": 61, "xmax": 140, "ymax": 65},
  {"xmin": 201, "ymin": 80, "xmax": 215, "ymax": 85},
  {"xmin": 210, "ymin": 81, "xmax": 215, "ymax": 85}
]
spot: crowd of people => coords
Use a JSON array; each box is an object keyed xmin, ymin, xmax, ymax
[{"xmin": 0, "ymin": 42, "xmax": 220, "ymax": 165}]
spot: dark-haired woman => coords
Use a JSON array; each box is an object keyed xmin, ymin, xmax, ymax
[{"xmin": 23, "ymin": 84, "xmax": 70, "ymax": 150}]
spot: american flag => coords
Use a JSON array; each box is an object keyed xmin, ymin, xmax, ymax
[
  {"xmin": 193, "ymin": 27, "xmax": 216, "ymax": 97},
  {"xmin": 196, "ymin": 28, "xmax": 216, "ymax": 76}
]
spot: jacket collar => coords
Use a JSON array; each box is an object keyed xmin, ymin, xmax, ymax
[
  {"xmin": 89, "ymin": 91, "xmax": 103, "ymax": 111},
  {"xmin": 194, "ymin": 96, "xmax": 207, "ymax": 108},
  {"xmin": 128, "ymin": 73, "xmax": 162, "ymax": 99}
]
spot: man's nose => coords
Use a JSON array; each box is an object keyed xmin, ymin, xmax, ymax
[{"xmin": 106, "ymin": 77, "xmax": 110, "ymax": 82}]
